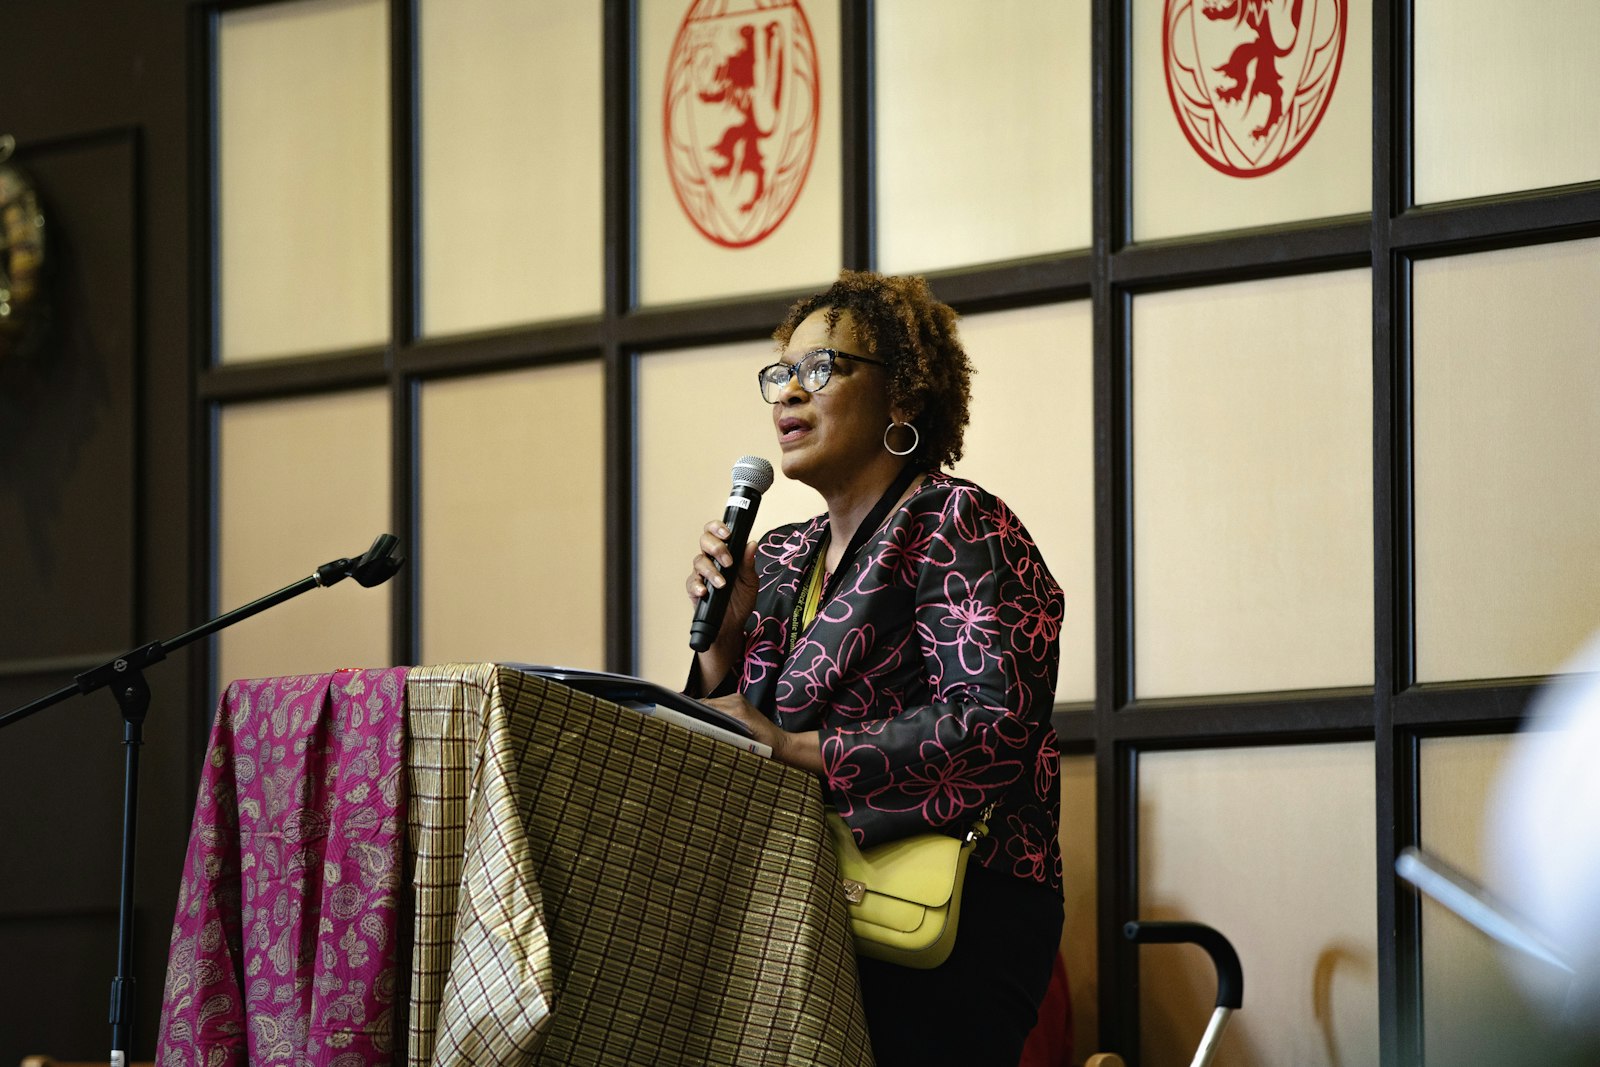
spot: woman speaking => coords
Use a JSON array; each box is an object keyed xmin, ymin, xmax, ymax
[{"xmin": 686, "ymin": 271, "xmax": 1065, "ymax": 1066}]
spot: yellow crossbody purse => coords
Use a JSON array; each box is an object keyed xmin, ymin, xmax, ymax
[
  {"xmin": 823, "ymin": 806, "xmax": 994, "ymax": 969},
  {"xmin": 791, "ymin": 499, "xmax": 995, "ymax": 968}
]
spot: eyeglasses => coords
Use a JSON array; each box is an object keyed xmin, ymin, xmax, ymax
[{"xmin": 758, "ymin": 348, "xmax": 888, "ymax": 403}]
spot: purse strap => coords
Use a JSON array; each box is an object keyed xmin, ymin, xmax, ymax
[
  {"xmin": 962, "ymin": 801, "xmax": 999, "ymax": 847},
  {"xmin": 827, "ymin": 799, "xmax": 1000, "ymax": 848}
]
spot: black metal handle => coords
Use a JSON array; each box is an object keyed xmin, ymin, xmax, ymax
[{"xmin": 1125, "ymin": 920, "xmax": 1243, "ymax": 1010}]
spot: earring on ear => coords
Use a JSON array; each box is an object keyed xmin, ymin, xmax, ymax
[{"xmin": 883, "ymin": 420, "xmax": 920, "ymax": 457}]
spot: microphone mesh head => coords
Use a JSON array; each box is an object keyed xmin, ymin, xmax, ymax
[{"xmin": 732, "ymin": 455, "xmax": 775, "ymax": 492}]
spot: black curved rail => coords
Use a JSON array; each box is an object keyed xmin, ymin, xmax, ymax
[{"xmin": 1125, "ymin": 920, "xmax": 1244, "ymax": 1011}]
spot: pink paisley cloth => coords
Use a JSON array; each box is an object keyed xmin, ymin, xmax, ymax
[
  {"xmin": 156, "ymin": 668, "xmax": 409, "ymax": 1066},
  {"xmin": 720, "ymin": 471, "xmax": 1065, "ymax": 890}
]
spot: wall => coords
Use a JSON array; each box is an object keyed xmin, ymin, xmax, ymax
[
  {"xmin": 4, "ymin": 2, "xmax": 1598, "ymax": 1064},
  {"xmin": 0, "ymin": 1, "xmax": 195, "ymax": 1060}
]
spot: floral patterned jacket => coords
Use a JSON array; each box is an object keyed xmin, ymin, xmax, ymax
[{"xmin": 732, "ymin": 471, "xmax": 1064, "ymax": 891}]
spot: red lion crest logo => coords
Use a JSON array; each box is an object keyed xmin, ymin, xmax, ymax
[
  {"xmin": 664, "ymin": 0, "xmax": 821, "ymax": 248},
  {"xmin": 1163, "ymin": 0, "xmax": 1347, "ymax": 177}
]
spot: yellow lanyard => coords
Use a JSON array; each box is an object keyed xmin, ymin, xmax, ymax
[
  {"xmin": 787, "ymin": 533, "xmax": 829, "ymax": 656},
  {"xmin": 784, "ymin": 465, "xmax": 922, "ymax": 657}
]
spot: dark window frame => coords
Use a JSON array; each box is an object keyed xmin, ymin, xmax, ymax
[{"xmin": 187, "ymin": 2, "xmax": 1600, "ymax": 1062}]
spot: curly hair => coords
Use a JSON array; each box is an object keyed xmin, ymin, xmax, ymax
[{"xmin": 772, "ymin": 270, "xmax": 972, "ymax": 470}]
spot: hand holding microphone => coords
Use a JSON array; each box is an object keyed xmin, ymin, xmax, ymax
[{"xmin": 688, "ymin": 456, "xmax": 774, "ymax": 658}]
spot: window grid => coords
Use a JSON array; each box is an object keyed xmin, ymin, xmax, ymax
[{"xmin": 189, "ymin": 1, "xmax": 1600, "ymax": 1063}]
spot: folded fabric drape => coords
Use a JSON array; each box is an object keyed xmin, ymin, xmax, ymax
[
  {"xmin": 156, "ymin": 668, "xmax": 410, "ymax": 1066},
  {"xmin": 158, "ymin": 663, "xmax": 872, "ymax": 1067},
  {"xmin": 405, "ymin": 664, "xmax": 873, "ymax": 1067},
  {"xmin": 404, "ymin": 663, "xmax": 557, "ymax": 1065}
]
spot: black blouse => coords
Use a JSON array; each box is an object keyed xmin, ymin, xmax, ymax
[{"xmin": 735, "ymin": 472, "xmax": 1064, "ymax": 890}]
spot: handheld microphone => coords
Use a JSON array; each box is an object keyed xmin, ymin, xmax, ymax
[{"xmin": 690, "ymin": 456, "xmax": 774, "ymax": 652}]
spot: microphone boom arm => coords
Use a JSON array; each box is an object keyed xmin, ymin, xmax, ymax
[
  {"xmin": 0, "ymin": 533, "xmax": 405, "ymax": 731},
  {"xmin": 0, "ymin": 533, "xmax": 403, "ymax": 1061}
]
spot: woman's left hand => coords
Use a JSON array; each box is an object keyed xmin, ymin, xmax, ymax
[{"xmin": 704, "ymin": 693, "xmax": 822, "ymax": 773}]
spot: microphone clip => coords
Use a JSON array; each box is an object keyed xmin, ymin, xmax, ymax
[{"xmin": 314, "ymin": 534, "xmax": 404, "ymax": 589}]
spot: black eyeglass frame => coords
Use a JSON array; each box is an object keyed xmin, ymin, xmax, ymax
[{"xmin": 757, "ymin": 348, "xmax": 889, "ymax": 403}]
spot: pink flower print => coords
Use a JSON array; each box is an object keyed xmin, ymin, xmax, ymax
[
  {"xmin": 758, "ymin": 526, "xmax": 822, "ymax": 598},
  {"xmin": 856, "ymin": 705, "xmax": 898, "ymax": 735},
  {"xmin": 830, "ymin": 683, "xmax": 876, "ymax": 721},
  {"xmin": 1010, "ymin": 589, "xmax": 1063, "ymax": 662},
  {"xmin": 931, "ymin": 571, "xmax": 1002, "ymax": 675},
  {"xmin": 738, "ymin": 624, "xmax": 785, "ymax": 691},
  {"xmin": 855, "ymin": 628, "xmax": 909, "ymax": 678},
  {"xmin": 869, "ymin": 746, "xmax": 1022, "ymax": 825},
  {"xmin": 1004, "ymin": 815, "xmax": 1050, "ymax": 882},
  {"xmin": 840, "ymin": 562, "xmax": 890, "ymax": 599},
  {"xmin": 774, "ymin": 674, "xmax": 799, "ymax": 707},
  {"xmin": 822, "ymin": 737, "xmax": 892, "ymax": 799},
  {"xmin": 825, "ymin": 627, "xmax": 884, "ymax": 718},
  {"xmin": 1034, "ymin": 741, "xmax": 1060, "ymax": 799},
  {"xmin": 773, "ymin": 571, "xmax": 803, "ymax": 598},
  {"xmin": 816, "ymin": 592, "xmax": 859, "ymax": 626},
  {"xmin": 762, "ymin": 521, "xmax": 821, "ymax": 568},
  {"xmin": 990, "ymin": 500, "xmax": 1029, "ymax": 550},
  {"xmin": 924, "ymin": 676, "xmax": 1004, "ymax": 716},
  {"xmin": 947, "ymin": 486, "xmax": 1001, "ymax": 545},
  {"xmin": 793, "ymin": 645, "xmax": 846, "ymax": 708},
  {"xmin": 975, "ymin": 709, "xmax": 1032, "ymax": 754},
  {"xmin": 836, "ymin": 622, "xmax": 878, "ymax": 669},
  {"xmin": 875, "ymin": 518, "xmax": 957, "ymax": 587}
]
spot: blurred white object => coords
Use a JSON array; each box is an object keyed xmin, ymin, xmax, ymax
[
  {"xmin": 1486, "ymin": 630, "xmax": 1600, "ymax": 1027},
  {"xmin": 1395, "ymin": 847, "xmax": 1571, "ymax": 973}
]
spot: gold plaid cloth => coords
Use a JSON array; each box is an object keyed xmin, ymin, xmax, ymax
[
  {"xmin": 406, "ymin": 662, "xmax": 557, "ymax": 1064},
  {"xmin": 405, "ymin": 663, "xmax": 873, "ymax": 1067}
]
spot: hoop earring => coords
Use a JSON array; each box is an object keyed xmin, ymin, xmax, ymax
[{"xmin": 884, "ymin": 420, "xmax": 920, "ymax": 457}]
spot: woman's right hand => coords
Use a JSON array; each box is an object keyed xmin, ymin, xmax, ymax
[{"xmin": 686, "ymin": 519, "xmax": 759, "ymax": 691}]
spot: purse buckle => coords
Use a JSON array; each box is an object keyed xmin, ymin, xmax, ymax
[
  {"xmin": 964, "ymin": 800, "xmax": 1000, "ymax": 846},
  {"xmin": 842, "ymin": 878, "xmax": 866, "ymax": 905}
]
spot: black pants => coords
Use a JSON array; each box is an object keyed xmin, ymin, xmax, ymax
[{"xmin": 855, "ymin": 865, "xmax": 1064, "ymax": 1067}]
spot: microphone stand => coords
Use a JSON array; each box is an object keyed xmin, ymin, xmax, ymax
[{"xmin": 0, "ymin": 533, "xmax": 404, "ymax": 1066}]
